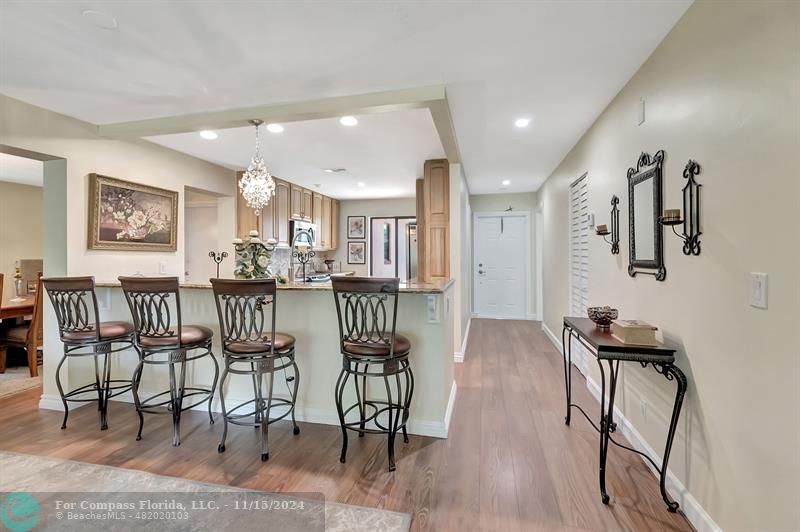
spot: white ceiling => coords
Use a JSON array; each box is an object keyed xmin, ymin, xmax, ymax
[
  {"xmin": 148, "ymin": 108, "xmax": 444, "ymax": 199},
  {"xmin": 0, "ymin": 153, "xmax": 43, "ymax": 187},
  {"xmin": 0, "ymin": 1, "xmax": 692, "ymax": 195}
]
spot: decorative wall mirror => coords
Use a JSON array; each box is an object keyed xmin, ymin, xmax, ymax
[{"xmin": 627, "ymin": 150, "xmax": 666, "ymax": 281}]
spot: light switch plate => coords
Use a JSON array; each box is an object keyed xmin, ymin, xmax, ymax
[
  {"xmin": 638, "ymin": 97, "xmax": 646, "ymax": 125},
  {"xmin": 749, "ymin": 272, "xmax": 768, "ymax": 309},
  {"xmin": 159, "ymin": 261, "xmax": 168, "ymax": 275}
]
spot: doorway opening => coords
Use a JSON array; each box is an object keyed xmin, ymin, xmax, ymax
[
  {"xmin": 183, "ymin": 188, "xmax": 221, "ymax": 284},
  {"xmin": 369, "ymin": 216, "xmax": 417, "ymax": 282},
  {"xmin": 473, "ymin": 211, "xmax": 530, "ymax": 320}
]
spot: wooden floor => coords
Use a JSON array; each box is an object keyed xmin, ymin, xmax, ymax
[{"xmin": 0, "ymin": 319, "xmax": 692, "ymax": 532}]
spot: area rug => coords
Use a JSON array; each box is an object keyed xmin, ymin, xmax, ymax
[
  {"xmin": 0, "ymin": 367, "xmax": 41, "ymax": 400},
  {"xmin": 0, "ymin": 451, "xmax": 411, "ymax": 532}
]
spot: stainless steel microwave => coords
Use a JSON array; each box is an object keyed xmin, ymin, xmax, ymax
[{"xmin": 290, "ymin": 220, "xmax": 316, "ymax": 247}]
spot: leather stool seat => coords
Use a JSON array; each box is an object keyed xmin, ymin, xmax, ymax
[
  {"xmin": 227, "ymin": 333, "xmax": 296, "ymax": 354},
  {"xmin": 138, "ymin": 325, "xmax": 213, "ymax": 347},
  {"xmin": 62, "ymin": 321, "xmax": 134, "ymax": 343},
  {"xmin": 343, "ymin": 334, "xmax": 411, "ymax": 357}
]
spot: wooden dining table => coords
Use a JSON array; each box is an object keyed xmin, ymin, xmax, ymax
[{"xmin": 0, "ymin": 293, "xmax": 35, "ymax": 320}]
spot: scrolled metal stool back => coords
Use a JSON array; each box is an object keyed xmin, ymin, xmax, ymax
[
  {"xmin": 331, "ymin": 277, "xmax": 400, "ymax": 358},
  {"xmin": 43, "ymin": 276, "xmax": 102, "ymax": 343},
  {"xmin": 210, "ymin": 278, "xmax": 277, "ymax": 355},
  {"xmin": 118, "ymin": 276, "xmax": 182, "ymax": 348}
]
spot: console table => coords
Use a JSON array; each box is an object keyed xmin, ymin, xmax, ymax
[{"xmin": 561, "ymin": 317, "xmax": 686, "ymax": 512}]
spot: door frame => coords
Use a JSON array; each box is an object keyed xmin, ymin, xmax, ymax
[
  {"xmin": 368, "ymin": 215, "xmax": 416, "ymax": 277},
  {"xmin": 472, "ymin": 210, "xmax": 531, "ymax": 320}
]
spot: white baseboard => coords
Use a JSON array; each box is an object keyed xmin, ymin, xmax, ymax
[
  {"xmin": 472, "ymin": 314, "xmax": 536, "ymax": 321},
  {"xmin": 40, "ymin": 386, "xmax": 456, "ymax": 440},
  {"xmin": 454, "ymin": 318, "xmax": 471, "ymax": 363},
  {"xmin": 527, "ymin": 312, "xmax": 540, "ymax": 321},
  {"xmin": 541, "ymin": 322, "xmax": 564, "ymax": 353},
  {"xmin": 585, "ymin": 377, "xmax": 720, "ymax": 532}
]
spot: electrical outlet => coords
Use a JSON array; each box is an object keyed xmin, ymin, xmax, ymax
[
  {"xmin": 750, "ymin": 272, "xmax": 768, "ymax": 309},
  {"xmin": 638, "ymin": 97, "xmax": 646, "ymax": 125},
  {"xmin": 640, "ymin": 400, "xmax": 647, "ymax": 420}
]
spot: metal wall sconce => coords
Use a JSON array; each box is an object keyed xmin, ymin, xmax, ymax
[
  {"xmin": 596, "ymin": 195, "xmax": 620, "ymax": 254},
  {"xmin": 659, "ymin": 160, "xmax": 702, "ymax": 256}
]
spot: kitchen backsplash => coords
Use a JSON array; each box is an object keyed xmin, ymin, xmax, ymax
[{"xmin": 270, "ymin": 248, "xmax": 337, "ymax": 279}]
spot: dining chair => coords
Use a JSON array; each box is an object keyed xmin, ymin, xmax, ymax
[{"xmin": 0, "ymin": 276, "xmax": 43, "ymax": 377}]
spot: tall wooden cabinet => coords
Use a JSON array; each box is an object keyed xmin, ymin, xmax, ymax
[
  {"xmin": 420, "ymin": 159, "xmax": 450, "ymax": 282},
  {"xmin": 330, "ymin": 199, "xmax": 339, "ymax": 250}
]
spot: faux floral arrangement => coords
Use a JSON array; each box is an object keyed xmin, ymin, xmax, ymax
[{"xmin": 233, "ymin": 230, "xmax": 287, "ymax": 282}]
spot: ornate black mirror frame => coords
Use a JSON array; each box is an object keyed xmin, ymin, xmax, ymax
[{"xmin": 627, "ymin": 150, "xmax": 666, "ymax": 281}]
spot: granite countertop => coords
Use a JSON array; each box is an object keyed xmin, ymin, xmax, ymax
[{"xmin": 95, "ymin": 277, "xmax": 454, "ymax": 294}]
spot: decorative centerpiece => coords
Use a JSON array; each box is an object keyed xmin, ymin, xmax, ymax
[
  {"xmin": 233, "ymin": 230, "xmax": 277, "ymax": 280},
  {"xmin": 587, "ymin": 306, "xmax": 619, "ymax": 330}
]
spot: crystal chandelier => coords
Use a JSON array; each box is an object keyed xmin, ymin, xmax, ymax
[{"xmin": 238, "ymin": 119, "xmax": 275, "ymax": 216}]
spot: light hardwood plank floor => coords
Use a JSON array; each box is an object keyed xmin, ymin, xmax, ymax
[{"xmin": 0, "ymin": 319, "xmax": 693, "ymax": 531}]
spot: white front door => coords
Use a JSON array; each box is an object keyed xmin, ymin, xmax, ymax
[{"xmin": 474, "ymin": 214, "xmax": 527, "ymax": 319}]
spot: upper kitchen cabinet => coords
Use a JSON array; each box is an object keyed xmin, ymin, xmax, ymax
[
  {"xmin": 330, "ymin": 199, "xmax": 339, "ymax": 250},
  {"xmin": 321, "ymin": 195, "xmax": 332, "ymax": 249},
  {"xmin": 290, "ymin": 183, "xmax": 313, "ymax": 222},
  {"xmin": 274, "ymin": 178, "xmax": 291, "ymax": 245},
  {"xmin": 302, "ymin": 189, "xmax": 313, "ymax": 222},
  {"xmin": 312, "ymin": 192, "xmax": 323, "ymax": 245}
]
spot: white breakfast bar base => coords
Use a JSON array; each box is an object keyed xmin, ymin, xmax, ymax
[{"xmin": 38, "ymin": 280, "xmax": 457, "ymax": 439}]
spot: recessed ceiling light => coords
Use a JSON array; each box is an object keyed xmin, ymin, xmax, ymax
[
  {"xmin": 339, "ymin": 116, "xmax": 358, "ymax": 127},
  {"xmin": 502, "ymin": 180, "xmax": 511, "ymax": 186},
  {"xmin": 357, "ymin": 182, "xmax": 365, "ymax": 188},
  {"xmin": 266, "ymin": 123, "xmax": 284, "ymax": 133},
  {"xmin": 313, "ymin": 183, "xmax": 322, "ymax": 188},
  {"xmin": 323, "ymin": 168, "xmax": 347, "ymax": 173},
  {"xmin": 81, "ymin": 9, "xmax": 119, "ymax": 30},
  {"xmin": 514, "ymin": 117, "xmax": 530, "ymax": 128},
  {"xmin": 199, "ymin": 130, "xmax": 217, "ymax": 140}
]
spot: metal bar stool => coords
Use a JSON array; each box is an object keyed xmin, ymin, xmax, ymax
[
  {"xmin": 42, "ymin": 276, "xmax": 135, "ymax": 431},
  {"xmin": 331, "ymin": 277, "xmax": 414, "ymax": 471},
  {"xmin": 210, "ymin": 278, "xmax": 300, "ymax": 462},
  {"xmin": 119, "ymin": 276, "xmax": 219, "ymax": 447}
]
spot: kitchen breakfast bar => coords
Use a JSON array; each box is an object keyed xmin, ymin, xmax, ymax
[{"xmin": 39, "ymin": 278, "xmax": 457, "ymax": 442}]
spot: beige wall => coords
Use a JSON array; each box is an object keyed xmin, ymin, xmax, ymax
[
  {"xmin": 327, "ymin": 197, "xmax": 417, "ymax": 276},
  {"xmin": 470, "ymin": 191, "xmax": 539, "ymax": 318},
  {"xmin": 537, "ymin": 1, "xmax": 800, "ymax": 529},
  {"xmin": 0, "ymin": 181, "xmax": 43, "ymax": 297},
  {"xmin": 0, "ymin": 94, "xmax": 237, "ymax": 399}
]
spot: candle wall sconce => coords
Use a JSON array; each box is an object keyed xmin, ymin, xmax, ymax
[
  {"xmin": 208, "ymin": 251, "xmax": 228, "ymax": 278},
  {"xmin": 659, "ymin": 160, "xmax": 702, "ymax": 256},
  {"xmin": 595, "ymin": 196, "xmax": 620, "ymax": 255}
]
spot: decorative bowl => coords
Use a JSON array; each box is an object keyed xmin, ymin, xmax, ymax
[{"xmin": 587, "ymin": 306, "xmax": 618, "ymax": 329}]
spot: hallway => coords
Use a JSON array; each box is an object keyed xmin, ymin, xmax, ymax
[{"xmin": 0, "ymin": 319, "xmax": 692, "ymax": 531}]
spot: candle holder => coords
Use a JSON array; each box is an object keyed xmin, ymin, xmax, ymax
[
  {"xmin": 233, "ymin": 231, "xmax": 277, "ymax": 279},
  {"xmin": 291, "ymin": 229, "xmax": 316, "ymax": 283},
  {"xmin": 595, "ymin": 195, "xmax": 620, "ymax": 255},
  {"xmin": 208, "ymin": 251, "xmax": 229, "ymax": 278},
  {"xmin": 659, "ymin": 160, "xmax": 702, "ymax": 256}
]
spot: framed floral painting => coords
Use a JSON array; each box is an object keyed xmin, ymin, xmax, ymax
[{"xmin": 88, "ymin": 174, "xmax": 178, "ymax": 251}]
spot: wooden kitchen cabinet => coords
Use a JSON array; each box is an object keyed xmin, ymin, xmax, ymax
[
  {"xmin": 330, "ymin": 199, "xmax": 339, "ymax": 250},
  {"xmin": 312, "ymin": 192, "xmax": 323, "ymax": 248},
  {"xmin": 321, "ymin": 195, "xmax": 332, "ymax": 249},
  {"xmin": 290, "ymin": 184, "xmax": 303, "ymax": 220},
  {"xmin": 422, "ymin": 159, "xmax": 449, "ymax": 282},
  {"xmin": 274, "ymin": 178, "xmax": 291, "ymax": 245},
  {"xmin": 302, "ymin": 189, "xmax": 313, "ymax": 222}
]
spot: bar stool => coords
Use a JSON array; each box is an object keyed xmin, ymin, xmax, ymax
[
  {"xmin": 42, "ymin": 276, "xmax": 135, "ymax": 431},
  {"xmin": 119, "ymin": 277, "xmax": 219, "ymax": 447},
  {"xmin": 331, "ymin": 277, "xmax": 414, "ymax": 471},
  {"xmin": 210, "ymin": 278, "xmax": 300, "ymax": 462}
]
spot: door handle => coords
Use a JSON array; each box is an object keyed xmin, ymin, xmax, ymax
[{"xmin": 478, "ymin": 269, "xmax": 485, "ymax": 275}]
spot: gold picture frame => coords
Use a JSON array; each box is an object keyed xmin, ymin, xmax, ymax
[{"xmin": 88, "ymin": 174, "xmax": 178, "ymax": 251}]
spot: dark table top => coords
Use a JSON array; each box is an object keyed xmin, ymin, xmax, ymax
[{"xmin": 563, "ymin": 316, "xmax": 676, "ymax": 363}]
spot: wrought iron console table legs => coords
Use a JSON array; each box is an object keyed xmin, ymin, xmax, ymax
[{"xmin": 561, "ymin": 325, "xmax": 687, "ymax": 513}]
